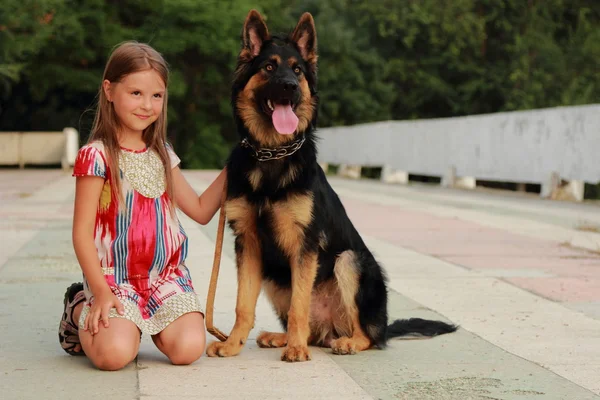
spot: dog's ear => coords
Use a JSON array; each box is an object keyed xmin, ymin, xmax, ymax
[
  {"xmin": 242, "ymin": 10, "xmax": 270, "ymax": 57},
  {"xmin": 291, "ymin": 12, "xmax": 317, "ymax": 68}
]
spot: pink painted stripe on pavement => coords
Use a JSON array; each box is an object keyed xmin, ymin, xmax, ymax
[{"xmin": 339, "ymin": 196, "xmax": 600, "ymax": 304}]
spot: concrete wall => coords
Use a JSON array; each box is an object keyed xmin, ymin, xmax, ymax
[
  {"xmin": 0, "ymin": 128, "xmax": 79, "ymax": 169},
  {"xmin": 316, "ymin": 104, "xmax": 600, "ymax": 188}
]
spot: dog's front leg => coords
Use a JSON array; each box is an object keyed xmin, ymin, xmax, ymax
[
  {"xmin": 206, "ymin": 228, "xmax": 262, "ymax": 357},
  {"xmin": 281, "ymin": 252, "xmax": 318, "ymax": 362}
]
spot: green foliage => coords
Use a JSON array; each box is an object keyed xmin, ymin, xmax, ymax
[
  {"xmin": 0, "ymin": 1, "xmax": 59, "ymax": 99},
  {"xmin": 0, "ymin": 0, "xmax": 599, "ymax": 168}
]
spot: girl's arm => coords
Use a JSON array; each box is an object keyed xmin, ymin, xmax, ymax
[
  {"xmin": 72, "ymin": 176, "xmax": 112, "ymax": 296},
  {"xmin": 72, "ymin": 176, "xmax": 124, "ymax": 334},
  {"xmin": 172, "ymin": 167, "xmax": 227, "ymax": 225}
]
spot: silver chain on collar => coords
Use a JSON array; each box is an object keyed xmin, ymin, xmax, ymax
[{"xmin": 240, "ymin": 135, "xmax": 306, "ymax": 162}]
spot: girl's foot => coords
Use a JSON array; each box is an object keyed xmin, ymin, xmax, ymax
[{"xmin": 58, "ymin": 282, "xmax": 86, "ymax": 356}]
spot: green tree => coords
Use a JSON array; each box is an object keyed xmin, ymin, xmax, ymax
[
  {"xmin": 1, "ymin": 0, "xmax": 599, "ymax": 169},
  {"xmin": 0, "ymin": 0, "xmax": 60, "ymax": 109}
]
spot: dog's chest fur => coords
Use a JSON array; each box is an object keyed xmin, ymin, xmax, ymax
[
  {"xmin": 246, "ymin": 161, "xmax": 301, "ymax": 193},
  {"xmin": 225, "ymin": 188, "xmax": 314, "ymax": 262}
]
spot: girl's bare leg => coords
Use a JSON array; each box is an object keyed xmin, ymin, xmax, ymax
[
  {"xmin": 152, "ymin": 312, "xmax": 205, "ymax": 365},
  {"xmin": 79, "ymin": 314, "xmax": 140, "ymax": 371}
]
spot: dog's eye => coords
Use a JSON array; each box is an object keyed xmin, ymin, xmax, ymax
[
  {"xmin": 265, "ymin": 64, "xmax": 274, "ymax": 72},
  {"xmin": 294, "ymin": 67, "xmax": 301, "ymax": 74}
]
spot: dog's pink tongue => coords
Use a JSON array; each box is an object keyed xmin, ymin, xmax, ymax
[{"xmin": 272, "ymin": 104, "xmax": 299, "ymax": 135}]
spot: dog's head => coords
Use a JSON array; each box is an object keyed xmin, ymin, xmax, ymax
[{"xmin": 232, "ymin": 10, "xmax": 318, "ymax": 148}]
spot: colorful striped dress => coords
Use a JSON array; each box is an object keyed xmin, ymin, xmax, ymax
[{"xmin": 73, "ymin": 141, "xmax": 203, "ymax": 335}]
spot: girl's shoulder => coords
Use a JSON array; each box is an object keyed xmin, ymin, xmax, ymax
[
  {"xmin": 73, "ymin": 141, "xmax": 108, "ymax": 179},
  {"xmin": 164, "ymin": 142, "xmax": 181, "ymax": 169},
  {"xmin": 82, "ymin": 140, "xmax": 107, "ymax": 153},
  {"xmin": 76, "ymin": 140, "xmax": 107, "ymax": 159}
]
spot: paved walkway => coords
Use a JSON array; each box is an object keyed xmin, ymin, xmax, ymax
[{"xmin": 1, "ymin": 169, "xmax": 599, "ymax": 400}]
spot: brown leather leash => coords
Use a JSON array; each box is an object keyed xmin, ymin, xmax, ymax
[{"xmin": 205, "ymin": 181, "xmax": 229, "ymax": 342}]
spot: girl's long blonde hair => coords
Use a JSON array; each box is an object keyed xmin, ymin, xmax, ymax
[{"xmin": 89, "ymin": 41, "xmax": 174, "ymax": 206}]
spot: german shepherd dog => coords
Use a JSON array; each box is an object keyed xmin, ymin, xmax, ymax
[{"xmin": 206, "ymin": 10, "xmax": 457, "ymax": 362}]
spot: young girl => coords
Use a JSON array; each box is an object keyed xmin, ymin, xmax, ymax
[{"xmin": 57, "ymin": 41, "xmax": 226, "ymax": 371}]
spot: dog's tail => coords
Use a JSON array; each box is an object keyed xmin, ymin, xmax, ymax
[{"xmin": 386, "ymin": 318, "xmax": 458, "ymax": 340}]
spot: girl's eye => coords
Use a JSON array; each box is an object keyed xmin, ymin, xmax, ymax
[
  {"xmin": 266, "ymin": 64, "xmax": 274, "ymax": 72},
  {"xmin": 153, "ymin": 94, "xmax": 162, "ymax": 98},
  {"xmin": 132, "ymin": 91, "xmax": 141, "ymax": 96}
]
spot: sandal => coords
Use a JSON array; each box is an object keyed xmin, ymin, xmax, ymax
[{"xmin": 58, "ymin": 282, "xmax": 86, "ymax": 356}]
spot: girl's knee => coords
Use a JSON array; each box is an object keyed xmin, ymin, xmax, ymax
[
  {"xmin": 89, "ymin": 340, "xmax": 137, "ymax": 371},
  {"xmin": 93, "ymin": 354, "xmax": 131, "ymax": 371},
  {"xmin": 169, "ymin": 350, "xmax": 202, "ymax": 366},
  {"xmin": 168, "ymin": 333, "xmax": 205, "ymax": 365}
]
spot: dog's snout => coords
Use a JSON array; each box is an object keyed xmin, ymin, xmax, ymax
[
  {"xmin": 275, "ymin": 77, "xmax": 298, "ymax": 93},
  {"xmin": 283, "ymin": 81, "xmax": 298, "ymax": 92}
]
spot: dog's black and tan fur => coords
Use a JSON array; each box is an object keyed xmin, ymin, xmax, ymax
[{"xmin": 206, "ymin": 10, "xmax": 457, "ymax": 362}]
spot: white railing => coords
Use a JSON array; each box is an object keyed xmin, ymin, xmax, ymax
[
  {"xmin": 0, "ymin": 128, "xmax": 79, "ymax": 169},
  {"xmin": 316, "ymin": 104, "xmax": 600, "ymax": 201}
]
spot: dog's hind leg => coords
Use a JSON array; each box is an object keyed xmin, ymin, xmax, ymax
[
  {"xmin": 257, "ymin": 332, "xmax": 288, "ymax": 348},
  {"xmin": 330, "ymin": 251, "xmax": 372, "ymax": 355},
  {"xmin": 257, "ymin": 282, "xmax": 290, "ymax": 348}
]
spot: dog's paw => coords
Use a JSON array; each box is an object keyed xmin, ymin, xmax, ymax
[
  {"xmin": 206, "ymin": 339, "xmax": 243, "ymax": 358},
  {"xmin": 281, "ymin": 344, "xmax": 311, "ymax": 362},
  {"xmin": 257, "ymin": 331, "xmax": 288, "ymax": 348},
  {"xmin": 330, "ymin": 337, "xmax": 359, "ymax": 355}
]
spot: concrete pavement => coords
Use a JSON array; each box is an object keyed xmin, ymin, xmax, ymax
[{"xmin": 1, "ymin": 169, "xmax": 599, "ymax": 399}]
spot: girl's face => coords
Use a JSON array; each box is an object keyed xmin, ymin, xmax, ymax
[{"xmin": 103, "ymin": 69, "xmax": 165, "ymax": 139}]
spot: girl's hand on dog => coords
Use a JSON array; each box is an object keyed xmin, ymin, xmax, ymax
[{"xmin": 84, "ymin": 288, "xmax": 125, "ymax": 335}]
